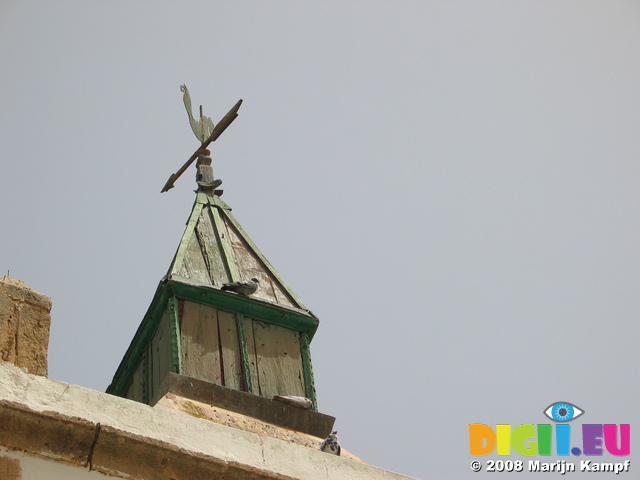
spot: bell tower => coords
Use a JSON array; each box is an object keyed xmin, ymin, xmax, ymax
[{"xmin": 107, "ymin": 89, "xmax": 321, "ymax": 417}]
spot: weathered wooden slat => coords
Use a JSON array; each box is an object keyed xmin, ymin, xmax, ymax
[
  {"xmin": 141, "ymin": 353, "xmax": 149, "ymax": 404},
  {"xmin": 149, "ymin": 310, "xmax": 172, "ymax": 401},
  {"xmin": 107, "ymin": 285, "xmax": 172, "ymax": 397},
  {"xmin": 244, "ymin": 318, "xmax": 261, "ymax": 396},
  {"xmin": 225, "ymin": 216, "xmax": 300, "ymax": 309},
  {"xmin": 196, "ymin": 208, "xmax": 229, "ymax": 286},
  {"xmin": 276, "ymin": 326, "xmax": 306, "ymax": 397},
  {"xmin": 223, "ymin": 218, "xmax": 262, "ymax": 275},
  {"xmin": 271, "ymin": 278, "xmax": 302, "ymax": 309},
  {"xmin": 181, "ymin": 301, "xmax": 221, "ymax": 385},
  {"xmin": 211, "ymin": 204, "xmax": 239, "ymax": 282},
  {"xmin": 125, "ymin": 360, "xmax": 144, "ymax": 402},
  {"xmin": 178, "ymin": 231, "xmax": 211, "ymax": 285},
  {"xmin": 147, "ymin": 342, "xmax": 154, "ymax": 401},
  {"xmin": 251, "ymin": 320, "xmax": 305, "ymax": 398},
  {"xmin": 217, "ymin": 310, "xmax": 242, "ymax": 390},
  {"xmin": 171, "ymin": 202, "xmax": 204, "ymax": 276},
  {"xmin": 236, "ymin": 313, "xmax": 252, "ymax": 394},
  {"xmin": 213, "ymin": 194, "xmax": 307, "ymax": 310}
]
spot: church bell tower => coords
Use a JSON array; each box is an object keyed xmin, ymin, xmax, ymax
[{"xmin": 107, "ymin": 90, "xmax": 321, "ymax": 417}]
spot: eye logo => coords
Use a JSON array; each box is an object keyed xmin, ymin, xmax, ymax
[
  {"xmin": 470, "ymin": 401, "xmax": 630, "ymax": 457},
  {"xmin": 543, "ymin": 402, "xmax": 584, "ymax": 422}
]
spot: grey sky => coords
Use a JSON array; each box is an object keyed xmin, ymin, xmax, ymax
[{"xmin": 1, "ymin": 2, "xmax": 639, "ymax": 478}]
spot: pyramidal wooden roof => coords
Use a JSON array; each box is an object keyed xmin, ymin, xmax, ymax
[{"xmin": 167, "ymin": 190, "xmax": 310, "ymax": 314}]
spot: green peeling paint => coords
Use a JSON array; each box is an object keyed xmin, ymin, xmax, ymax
[
  {"xmin": 167, "ymin": 295, "xmax": 182, "ymax": 374},
  {"xmin": 301, "ymin": 332, "xmax": 318, "ymax": 410}
]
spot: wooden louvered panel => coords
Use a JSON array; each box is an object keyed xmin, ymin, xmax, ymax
[
  {"xmin": 148, "ymin": 310, "xmax": 171, "ymax": 401},
  {"xmin": 177, "ymin": 231, "xmax": 211, "ymax": 286},
  {"xmin": 245, "ymin": 318, "xmax": 305, "ymax": 398},
  {"xmin": 243, "ymin": 318, "xmax": 260, "ymax": 395},
  {"xmin": 181, "ymin": 301, "xmax": 221, "ymax": 384},
  {"xmin": 196, "ymin": 209, "xmax": 229, "ymax": 286},
  {"xmin": 180, "ymin": 301, "xmax": 243, "ymax": 390},
  {"xmin": 222, "ymin": 219, "xmax": 297, "ymax": 308},
  {"xmin": 218, "ymin": 309, "xmax": 243, "ymax": 390},
  {"xmin": 124, "ymin": 360, "xmax": 144, "ymax": 402}
]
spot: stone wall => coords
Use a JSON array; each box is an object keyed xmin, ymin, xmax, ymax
[
  {"xmin": 0, "ymin": 277, "xmax": 51, "ymax": 376},
  {"xmin": 0, "ymin": 361, "xmax": 417, "ymax": 480}
]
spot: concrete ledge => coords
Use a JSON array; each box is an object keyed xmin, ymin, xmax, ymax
[
  {"xmin": 0, "ymin": 401, "xmax": 96, "ymax": 466},
  {"xmin": 153, "ymin": 372, "xmax": 335, "ymax": 438},
  {"xmin": 0, "ymin": 362, "xmax": 416, "ymax": 480},
  {"xmin": 92, "ymin": 425, "xmax": 295, "ymax": 480}
]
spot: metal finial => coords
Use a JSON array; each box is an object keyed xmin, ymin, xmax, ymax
[{"xmin": 161, "ymin": 86, "xmax": 243, "ymax": 193}]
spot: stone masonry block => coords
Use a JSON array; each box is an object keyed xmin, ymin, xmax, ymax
[{"xmin": 0, "ymin": 277, "xmax": 51, "ymax": 376}]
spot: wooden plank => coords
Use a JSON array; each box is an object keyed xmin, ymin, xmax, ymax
[
  {"xmin": 107, "ymin": 286, "xmax": 171, "ymax": 397},
  {"xmin": 236, "ymin": 313, "xmax": 252, "ymax": 394},
  {"xmin": 244, "ymin": 318, "xmax": 260, "ymax": 396},
  {"xmin": 223, "ymin": 216, "xmax": 299, "ymax": 309},
  {"xmin": 196, "ymin": 208, "xmax": 229, "ymax": 286},
  {"xmin": 211, "ymin": 205, "xmax": 239, "ymax": 282},
  {"xmin": 124, "ymin": 361, "xmax": 144, "ymax": 402},
  {"xmin": 150, "ymin": 310, "xmax": 172, "ymax": 401},
  {"xmin": 141, "ymin": 353, "xmax": 148, "ymax": 404},
  {"xmin": 276, "ymin": 326, "xmax": 306, "ymax": 397},
  {"xmin": 180, "ymin": 301, "xmax": 221, "ymax": 385},
  {"xmin": 251, "ymin": 321, "xmax": 305, "ymax": 398},
  {"xmin": 215, "ymin": 195, "xmax": 307, "ymax": 309},
  {"xmin": 146, "ymin": 343, "xmax": 154, "ymax": 401},
  {"xmin": 221, "ymin": 219, "xmax": 278, "ymax": 302},
  {"xmin": 217, "ymin": 310, "xmax": 243, "ymax": 390},
  {"xmin": 171, "ymin": 202, "xmax": 204, "ymax": 276},
  {"xmin": 178, "ymin": 229, "xmax": 212, "ymax": 285}
]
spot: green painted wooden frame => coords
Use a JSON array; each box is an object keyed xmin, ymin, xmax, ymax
[
  {"xmin": 300, "ymin": 332, "xmax": 318, "ymax": 410},
  {"xmin": 106, "ymin": 282, "xmax": 171, "ymax": 397},
  {"xmin": 107, "ymin": 279, "xmax": 319, "ymax": 407}
]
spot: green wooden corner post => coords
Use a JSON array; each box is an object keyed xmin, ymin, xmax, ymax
[
  {"xmin": 210, "ymin": 203, "xmax": 240, "ymax": 281},
  {"xmin": 300, "ymin": 332, "xmax": 318, "ymax": 411},
  {"xmin": 236, "ymin": 313, "xmax": 252, "ymax": 394},
  {"xmin": 168, "ymin": 295, "xmax": 182, "ymax": 375}
]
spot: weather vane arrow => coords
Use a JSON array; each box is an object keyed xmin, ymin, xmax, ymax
[{"xmin": 161, "ymin": 86, "xmax": 243, "ymax": 193}]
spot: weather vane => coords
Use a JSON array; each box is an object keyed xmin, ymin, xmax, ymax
[{"xmin": 161, "ymin": 85, "xmax": 242, "ymax": 193}]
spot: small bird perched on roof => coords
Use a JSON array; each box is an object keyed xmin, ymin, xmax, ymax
[
  {"xmin": 221, "ymin": 277, "xmax": 259, "ymax": 296},
  {"xmin": 320, "ymin": 431, "xmax": 341, "ymax": 456}
]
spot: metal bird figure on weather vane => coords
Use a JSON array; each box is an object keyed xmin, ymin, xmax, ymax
[
  {"xmin": 180, "ymin": 84, "xmax": 215, "ymax": 143},
  {"xmin": 161, "ymin": 85, "xmax": 242, "ymax": 193}
]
